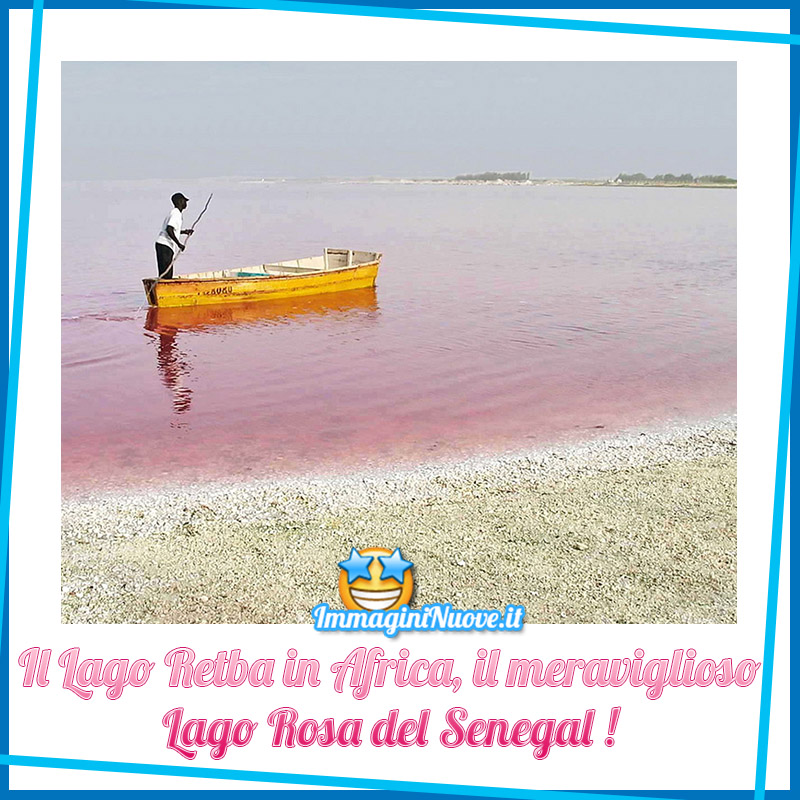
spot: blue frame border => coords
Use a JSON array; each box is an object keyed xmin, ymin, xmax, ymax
[{"xmin": 4, "ymin": 3, "xmax": 794, "ymax": 796}]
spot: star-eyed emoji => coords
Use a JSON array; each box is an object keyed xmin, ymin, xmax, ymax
[{"xmin": 338, "ymin": 547, "xmax": 414, "ymax": 611}]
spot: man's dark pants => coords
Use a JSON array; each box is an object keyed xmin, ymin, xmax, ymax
[{"xmin": 155, "ymin": 243, "xmax": 175, "ymax": 279}]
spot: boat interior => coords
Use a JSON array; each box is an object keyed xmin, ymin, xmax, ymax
[{"xmin": 179, "ymin": 249, "xmax": 380, "ymax": 280}]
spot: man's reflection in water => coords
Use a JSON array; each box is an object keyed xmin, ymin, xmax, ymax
[
  {"xmin": 144, "ymin": 310, "xmax": 193, "ymax": 419},
  {"xmin": 143, "ymin": 289, "xmax": 380, "ymax": 424}
]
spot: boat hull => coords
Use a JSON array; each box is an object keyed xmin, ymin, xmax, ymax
[
  {"xmin": 143, "ymin": 260, "xmax": 380, "ymax": 308},
  {"xmin": 144, "ymin": 287, "xmax": 379, "ymax": 333}
]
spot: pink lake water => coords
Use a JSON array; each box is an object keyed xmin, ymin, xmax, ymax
[{"xmin": 62, "ymin": 179, "xmax": 736, "ymax": 495}]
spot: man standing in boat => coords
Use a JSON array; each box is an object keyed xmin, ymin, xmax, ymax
[{"xmin": 155, "ymin": 193, "xmax": 194, "ymax": 280}]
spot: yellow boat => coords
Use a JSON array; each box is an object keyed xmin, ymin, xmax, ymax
[{"xmin": 142, "ymin": 248, "xmax": 381, "ymax": 308}]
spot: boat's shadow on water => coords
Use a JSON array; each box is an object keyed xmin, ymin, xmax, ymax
[{"xmin": 142, "ymin": 287, "xmax": 380, "ymax": 423}]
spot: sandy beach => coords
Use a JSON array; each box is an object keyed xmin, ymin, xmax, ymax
[{"xmin": 62, "ymin": 417, "xmax": 736, "ymax": 625}]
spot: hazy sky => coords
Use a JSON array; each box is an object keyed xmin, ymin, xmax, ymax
[{"xmin": 62, "ymin": 62, "xmax": 736, "ymax": 181}]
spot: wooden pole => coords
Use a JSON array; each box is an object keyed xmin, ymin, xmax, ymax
[{"xmin": 168, "ymin": 193, "xmax": 214, "ymax": 273}]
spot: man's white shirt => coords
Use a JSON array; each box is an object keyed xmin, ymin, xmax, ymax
[{"xmin": 155, "ymin": 207, "xmax": 183, "ymax": 253}]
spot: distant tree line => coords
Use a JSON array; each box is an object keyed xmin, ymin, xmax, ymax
[
  {"xmin": 615, "ymin": 173, "xmax": 736, "ymax": 184},
  {"xmin": 454, "ymin": 171, "xmax": 530, "ymax": 182}
]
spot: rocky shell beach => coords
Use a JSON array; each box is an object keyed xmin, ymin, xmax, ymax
[{"xmin": 62, "ymin": 417, "xmax": 736, "ymax": 625}]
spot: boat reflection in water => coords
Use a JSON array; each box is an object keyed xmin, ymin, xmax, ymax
[{"xmin": 143, "ymin": 287, "xmax": 380, "ymax": 421}]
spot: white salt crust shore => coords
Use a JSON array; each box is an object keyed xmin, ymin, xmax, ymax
[{"xmin": 62, "ymin": 416, "xmax": 736, "ymax": 625}]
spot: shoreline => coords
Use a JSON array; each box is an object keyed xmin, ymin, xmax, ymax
[
  {"xmin": 62, "ymin": 416, "xmax": 736, "ymax": 625},
  {"xmin": 62, "ymin": 411, "xmax": 735, "ymax": 504}
]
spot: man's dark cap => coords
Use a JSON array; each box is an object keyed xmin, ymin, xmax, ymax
[{"xmin": 171, "ymin": 192, "xmax": 189, "ymax": 204}]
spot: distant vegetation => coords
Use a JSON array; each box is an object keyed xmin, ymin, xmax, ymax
[
  {"xmin": 448, "ymin": 171, "xmax": 735, "ymax": 185},
  {"xmin": 454, "ymin": 171, "xmax": 530, "ymax": 182},
  {"xmin": 615, "ymin": 173, "xmax": 736, "ymax": 185}
]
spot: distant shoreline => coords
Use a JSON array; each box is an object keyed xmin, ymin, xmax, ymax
[
  {"xmin": 239, "ymin": 177, "xmax": 737, "ymax": 189},
  {"xmin": 378, "ymin": 180, "xmax": 737, "ymax": 189}
]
